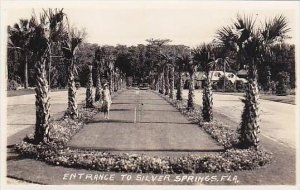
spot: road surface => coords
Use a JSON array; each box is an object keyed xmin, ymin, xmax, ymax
[
  {"xmin": 7, "ymin": 88, "xmax": 86, "ymax": 145},
  {"xmin": 182, "ymin": 90, "xmax": 296, "ymax": 149}
]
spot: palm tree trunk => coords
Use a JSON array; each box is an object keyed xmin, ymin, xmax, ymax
[
  {"xmin": 164, "ymin": 65, "xmax": 170, "ymax": 95},
  {"xmin": 24, "ymin": 53, "xmax": 29, "ymax": 89},
  {"xmin": 155, "ymin": 73, "xmax": 159, "ymax": 91},
  {"xmin": 160, "ymin": 68, "xmax": 165, "ymax": 94},
  {"xmin": 187, "ymin": 71, "xmax": 195, "ymax": 110},
  {"xmin": 86, "ymin": 65, "xmax": 93, "ymax": 108},
  {"xmin": 110, "ymin": 70, "xmax": 114, "ymax": 94},
  {"xmin": 169, "ymin": 65, "xmax": 175, "ymax": 99},
  {"xmin": 176, "ymin": 70, "xmax": 183, "ymax": 100},
  {"xmin": 114, "ymin": 72, "xmax": 118, "ymax": 92},
  {"xmin": 95, "ymin": 62, "xmax": 102, "ymax": 101},
  {"xmin": 34, "ymin": 55, "xmax": 51, "ymax": 143},
  {"xmin": 202, "ymin": 71, "xmax": 213, "ymax": 122},
  {"xmin": 66, "ymin": 59, "xmax": 78, "ymax": 119},
  {"xmin": 239, "ymin": 58, "xmax": 260, "ymax": 148}
]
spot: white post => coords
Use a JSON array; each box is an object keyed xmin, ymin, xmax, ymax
[{"xmin": 134, "ymin": 107, "xmax": 136, "ymax": 123}]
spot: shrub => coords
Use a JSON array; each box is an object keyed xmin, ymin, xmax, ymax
[
  {"xmin": 276, "ymin": 72, "xmax": 290, "ymax": 96},
  {"xmin": 7, "ymin": 79, "xmax": 20, "ymax": 90}
]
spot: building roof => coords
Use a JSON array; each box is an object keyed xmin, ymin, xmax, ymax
[{"xmin": 237, "ymin": 69, "xmax": 247, "ymax": 76}]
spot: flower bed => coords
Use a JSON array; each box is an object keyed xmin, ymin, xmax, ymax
[
  {"xmin": 14, "ymin": 90, "xmax": 272, "ymax": 174},
  {"xmin": 15, "ymin": 141, "xmax": 271, "ymax": 174}
]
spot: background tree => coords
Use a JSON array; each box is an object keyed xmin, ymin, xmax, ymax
[
  {"xmin": 7, "ymin": 19, "xmax": 31, "ymax": 88},
  {"xmin": 276, "ymin": 71, "xmax": 290, "ymax": 95}
]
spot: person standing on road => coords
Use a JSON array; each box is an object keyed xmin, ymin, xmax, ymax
[{"xmin": 102, "ymin": 83, "xmax": 112, "ymax": 119}]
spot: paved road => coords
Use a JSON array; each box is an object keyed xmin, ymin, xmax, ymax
[
  {"xmin": 182, "ymin": 90, "xmax": 296, "ymax": 149},
  {"xmin": 7, "ymin": 88, "xmax": 86, "ymax": 145},
  {"xmin": 68, "ymin": 90, "xmax": 222, "ymax": 156}
]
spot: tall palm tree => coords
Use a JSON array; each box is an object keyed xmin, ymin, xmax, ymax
[
  {"xmin": 175, "ymin": 51, "xmax": 188, "ymax": 101},
  {"xmin": 162, "ymin": 50, "xmax": 176, "ymax": 99},
  {"xmin": 164, "ymin": 62, "xmax": 170, "ymax": 96},
  {"xmin": 86, "ymin": 64, "xmax": 93, "ymax": 108},
  {"xmin": 107, "ymin": 55, "xmax": 115, "ymax": 94},
  {"xmin": 192, "ymin": 44, "xmax": 220, "ymax": 122},
  {"xmin": 8, "ymin": 19, "xmax": 31, "ymax": 88},
  {"xmin": 216, "ymin": 14, "xmax": 290, "ymax": 148},
  {"xmin": 177, "ymin": 51, "xmax": 195, "ymax": 109},
  {"xmin": 62, "ymin": 27, "xmax": 85, "ymax": 119},
  {"xmin": 94, "ymin": 47, "xmax": 103, "ymax": 101},
  {"xmin": 146, "ymin": 38, "xmax": 171, "ymax": 94},
  {"xmin": 27, "ymin": 9, "xmax": 65, "ymax": 143}
]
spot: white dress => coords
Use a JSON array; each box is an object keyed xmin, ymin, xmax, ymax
[{"xmin": 102, "ymin": 89, "xmax": 112, "ymax": 112}]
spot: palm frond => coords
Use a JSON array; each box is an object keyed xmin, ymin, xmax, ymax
[{"xmin": 261, "ymin": 15, "xmax": 290, "ymax": 43}]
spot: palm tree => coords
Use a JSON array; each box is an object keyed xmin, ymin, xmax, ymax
[
  {"xmin": 216, "ymin": 14, "xmax": 290, "ymax": 148},
  {"xmin": 27, "ymin": 9, "xmax": 65, "ymax": 143},
  {"xmin": 94, "ymin": 47, "xmax": 103, "ymax": 101},
  {"xmin": 159, "ymin": 65, "xmax": 165, "ymax": 94},
  {"xmin": 107, "ymin": 55, "xmax": 115, "ymax": 94},
  {"xmin": 8, "ymin": 19, "xmax": 31, "ymax": 88},
  {"xmin": 192, "ymin": 44, "xmax": 220, "ymax": 122},
  {"xmin": 175, "ymin": 52, "xmax": 188, "ymax": 101},
  {"xmin": 146, "ymin": 38, "xmax": 171, "ymax": 94},
  {"xmin": 86, "ymin": 64, "xmax": 93, "ymax": 108},
  {"xmin": 162, "ymin": 50, "xmax": 176, "ymax": 99},
  {"xmin": 176, "ymin": 51, "xmax": 195, "ymax": 109},
  {"xmin": 62, "ymin": 27, "xmax": 85, "ymax": 119},
  {"xmin": 164, "ymin": 62, "xmax": 170, "ymax": 96}
]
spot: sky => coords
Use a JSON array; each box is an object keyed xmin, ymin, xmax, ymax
[{"xmin": 2, "ymin": 1, "xmax": 299, "ymax": 47}]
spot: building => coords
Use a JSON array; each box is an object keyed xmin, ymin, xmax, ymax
[{"xmin": 182, "ymin": 71, "xmax": 247, "ymax": 89}]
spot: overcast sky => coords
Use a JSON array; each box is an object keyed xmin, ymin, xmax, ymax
[{"xmin": 3, "ymin": 1, "xmax": 299, "ymax": 47}]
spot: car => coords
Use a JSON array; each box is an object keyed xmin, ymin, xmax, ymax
[
  {"xmin": 139, "ymin": 83, "xmax": 150, "ymax": 90},
  {"xmin": 130, "ymin": 83, "xmax": 139, "ymax": 89}
]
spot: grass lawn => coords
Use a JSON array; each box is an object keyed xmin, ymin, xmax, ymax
[
  {"xmin": 7, "ymin": 88, "xmax": 67, "ymax": 97},
  {"xmin": 259, "ymin": 94, "xmax": 295, "ymax": 105},
  {"xmin": 214, "ymin": 91, "xmax": 295, "ymax": 105}
]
